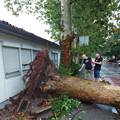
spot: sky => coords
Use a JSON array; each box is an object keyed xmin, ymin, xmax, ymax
[{"xmin": 0, "ymin": 0, "xmax": 53, "ymax": 41}]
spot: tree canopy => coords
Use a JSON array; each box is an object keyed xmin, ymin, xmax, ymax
[
  {"xmin": 4, "ymin": 0, "xmax": 120, "ymax": 53},
  {"xmin": 103, "ymin": 28, "xmax": 120, "ymax": 58}
]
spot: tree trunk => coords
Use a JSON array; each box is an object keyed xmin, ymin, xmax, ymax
[
  {"xmin": 61, "ymin": 0, "xmax": 72, "ymax": 38},
  {"xmin": 60, "ymin": 0, "xmax": 75, "ymax": 68},
  {"xmin": 44, "ymin": 75, "xmax": 120, "ymax": 107},
  {"xmin": 60, "ymin": 33, "xmax": 75, "ymax": 68}
]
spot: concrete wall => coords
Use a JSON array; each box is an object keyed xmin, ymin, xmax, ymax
[{"xmin": 0, "ymin": 32, "xmax": 60, "ymax": 103}]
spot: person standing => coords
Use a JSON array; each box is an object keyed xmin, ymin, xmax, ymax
[
  {"xmin": 93, "ymin": 53, "xmax": 103, "ymax": 81},
  {"xmin": 79, "ymin": 54, "xmax": 93, "ymax": 80}
]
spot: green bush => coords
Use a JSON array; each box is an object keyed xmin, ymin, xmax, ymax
[
  {"xmin": 70, "ymin": 62, "xmax": 80, "ymax": 76},
  {"xmin": 58, "ymin": 63, "xmax": 80, "ymax": 76},
  {"xmin": 49, "ymin": 94, "xmax": 82, "ymax": 120},
  {"xmin": 58, "ymin": 64, "xmax": 70, "ymax": 76}
]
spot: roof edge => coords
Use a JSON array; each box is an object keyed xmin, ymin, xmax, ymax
[{"xmin": 0, "ymin": 20, "xmax": 60, "ymax": 49}]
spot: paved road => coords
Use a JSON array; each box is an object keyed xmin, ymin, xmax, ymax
[
  {"xmin": 101, "ymin": 62, "xmax": 120, "ymax": 77},
  {"xmin": 101, "ymin": 61, "xmax": 120, "ymax": 77},
  {"xmin": 101, "ymin": 61, "xmax": 120, "ymax": 86},
  {"xmin": 78, "ymin": 103, "xmax": 116, "ymax": 120}
]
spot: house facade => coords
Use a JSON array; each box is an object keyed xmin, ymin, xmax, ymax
[{"xmin": 0, "ymin": 21, "xmax": 60, "ymax": 103}]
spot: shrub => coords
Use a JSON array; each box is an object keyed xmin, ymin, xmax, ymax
[
  {"xmin": 49, "ymin": 94, "xmax": 82, "ymax": 120},
  {"xmin": 70, "ymin": 62, "xmax": 80, "ymax": 76},
  {"xmin": 58, "ymin": 64, "xmax": 70, "ymax": 76}
]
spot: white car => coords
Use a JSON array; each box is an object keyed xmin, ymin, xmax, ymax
[{"xmin": 117, "ymin": 60, "xmax": 120, "ymax": 66}]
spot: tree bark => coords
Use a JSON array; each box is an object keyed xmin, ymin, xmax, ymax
[
  {"xmin": 60, "ymin": 0, "xmax": 75, "ymax": 68},
  {"xmin": 61, "ymin": 0, "xmax": 72, "ymax": 38},
  {"xmin": 44, "ymin": 75, "xmax": 120, "ymax": 107},
  {"xmin": 60, "ymin": 33, "xmax": 75, "ymax": 68}
]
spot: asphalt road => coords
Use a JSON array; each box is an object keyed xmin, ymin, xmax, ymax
[{"xmin": 101, "ymin": 61, "xmax": 120, "ymax": 78}]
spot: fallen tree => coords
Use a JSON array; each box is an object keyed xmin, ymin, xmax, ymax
[
  {"xmin": 44, "ymin": 75, "xmax": 120, "ymax": 107},
  {"xmin": 21, "ymin": 50, "xmax": 120, "ymax": 113},
  {"xmin": 1, "ymin": 50, "xmax": 120, "ymax": 119}
]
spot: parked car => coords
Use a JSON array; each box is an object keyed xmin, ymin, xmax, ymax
[{"xmin": 117, "ymin": 60, "xmax": 120, "ymax": 67}]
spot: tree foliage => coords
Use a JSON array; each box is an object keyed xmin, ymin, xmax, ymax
[
  {"xmin": 104, "ymin": 28, "xmax": 120, "ymax": 58},
  {"xmin": 50, "ymin": 94, "xmax": 81, "ymax": 120},
  {"xmin": 4, "ymin": 0, "xmax": 120, "ymax": 52},
  {"xmin": 71, "ymin": 0, "xmax": 120, "ymax": 54},
  {"xmin": 4, "ymin": 0, "xmax": 61, "ymax": 40}
]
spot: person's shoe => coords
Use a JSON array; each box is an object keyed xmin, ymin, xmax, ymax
[{"xmin": 99, "ymin": 78, "xmax": 102, "ymax": 81}]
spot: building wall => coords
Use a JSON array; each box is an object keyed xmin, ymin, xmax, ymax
[{"xmin": 0, "ymin": 32, "xmax": 60, "ymax": 103}]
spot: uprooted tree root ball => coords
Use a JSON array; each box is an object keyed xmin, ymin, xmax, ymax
[{"xmin": 0, "ymin": 50, "xmax": 55, "ymax": 120}]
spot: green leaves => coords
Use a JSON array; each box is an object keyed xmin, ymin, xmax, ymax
[
  {"xmin": 103, "ymin": 28, "xmax": 120, "ymax": 57},
  {"xmin": 58, "ymin": 64, "xmax": 71, "ymax": 76},
  {"xmin": 72, "ymin": 45, "xmax": 91, "ymax": 56},
  {"xmin": 4, "ymin": 0, "xmax": 120, "ymax": 51},
  {"xmin": 51, "ymin": 94, "xmax": 81, "ymax": 119},
  {"xmin": 44, "ymin": 0, "xmax": 61, "ymax": 40}
]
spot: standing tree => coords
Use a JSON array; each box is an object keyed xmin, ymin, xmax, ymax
[{"xmin": 60, "ymin": 0, "xmax": 75, "ymax": 68}]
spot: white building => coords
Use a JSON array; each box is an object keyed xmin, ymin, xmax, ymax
[{"xmin": 0, "ymin": 21, "xmax": 60, "ymax": 103}]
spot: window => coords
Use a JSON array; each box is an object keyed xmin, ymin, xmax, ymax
[
  {"xmin": 33, "ymin": 50, "xmax": 39, "ymax": 59},
  {"xmin": 2, "ymin": 47, "xmax": 20, "ymax": 78},
  {"xmin": 21, "ymin": 49, "xmax": 32, "ymax": 72},
  {"xmin": 51, "ymin": 52, "xmax": 58, "ymax": 66}
]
